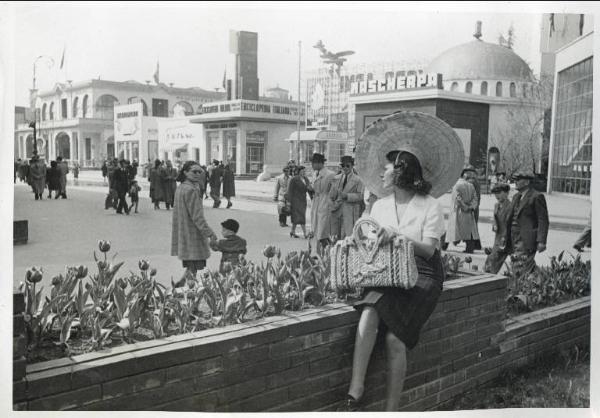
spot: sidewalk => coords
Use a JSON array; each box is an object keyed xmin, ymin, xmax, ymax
[{"xmin": 67, "ymin": 169, "xmax": 590, "ymax": 231}]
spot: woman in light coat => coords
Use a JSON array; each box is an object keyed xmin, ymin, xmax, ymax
[
  {"xmin": 29, "ymin": 156, "xmax": 47, "ymax": 200},
  {"xmin": 171, "ymin": 161, "xmax": 218, "ymax": 282},
  {"xmin": 308, "ymin": 153, "xmax": 335, "ymax": 251}
]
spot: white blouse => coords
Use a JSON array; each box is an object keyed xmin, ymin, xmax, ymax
[{"xmin": 369, "ymin": 193, "xmax": 445, "ymax": 244}]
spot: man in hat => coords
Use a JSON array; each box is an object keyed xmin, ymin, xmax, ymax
[
  {"xmin": 506, "ymin": 170, "xmax": 549, "ymax": 278},
  {"xmin": 273, "ymin": 166, "xmax": 292, "ymax": 227},
  {"xmin": 307, "ymin": 153, "xmax": 335, "ymax": 252},
  {"xmin": 463, "ymin": 165, "xmax": 481, "ymax": 223},
  {"xmin": 573, "ymin": 210, "xmax": 591, "ymax": 252},
  {"xmin": 329, "ymin": 155, "xmax": 365, "ymax": 240},
  {"xmin": 56, "ymin": 156, "xmax": 69, "ymax": 199},
  {"xmin": 484, "ymin": 183, "xmax": 513, "ymax": 274},
  {"xmin": 446, "ymin": 167, "xmax": 481, "ymax": 253},
  {"xmin": 208, "ymin": 159, "xmax": 223, "ymax": 208}
]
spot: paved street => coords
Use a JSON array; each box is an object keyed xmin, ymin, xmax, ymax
[{"xmin": 13, "ymin": 182, "xmax": 590, "ymax": 296}]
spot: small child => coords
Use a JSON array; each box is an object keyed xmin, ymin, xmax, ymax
[
  {"xmin": 209, "ymin": 218, "xmax": 248, "ymax": 274},
  {"xmin": 484, "ymin": 183, "xmax": 512, "ymax": 274},
  {"xmin": 129, "ymin": 180, "xmax": 141, "ymax": 213}
]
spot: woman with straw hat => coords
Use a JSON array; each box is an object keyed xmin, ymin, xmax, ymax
[{"xmin": 340, "ymin": 111, "xmax": 464, "ymax": 412}]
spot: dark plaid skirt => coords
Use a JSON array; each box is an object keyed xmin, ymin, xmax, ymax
[
  {"xmin": 353, "ymin": 249, "xmax": 445, "ymax": 350},
  {"xmin": 182, "ymin": 259, "xmax": 207, "ymax": 272}
]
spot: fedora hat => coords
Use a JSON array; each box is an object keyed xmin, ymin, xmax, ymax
[
  {"xmin": 340, "ymin": 155, "xmax": 354, "ymax": 165},
  {"xmin": 309, "ymin": 153, "xmax": 326, "ymax": 163},
  {"xmin": 355, "ymin": 111, "xmax": 464, "ymax": 198},
  {"xmin": 491, "ymin": 183, "xmax": 510, "ymax": 193},
  {"xmin": 461, "ymin": 164, "xmax": 477, "ymax": 177},
  {"xmin": 511, "ymin": 170, "xmax": 535, "ymax": 180}
]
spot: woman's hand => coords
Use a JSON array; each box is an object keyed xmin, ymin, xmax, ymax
[{"xmin": 376, "ymin": 226, "xmax": 396, "ymax": 245}]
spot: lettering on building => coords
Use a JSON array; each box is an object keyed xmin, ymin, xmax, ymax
[
  {"xmin": 116, "ymin": 110, "xmax": 139, "ymax": 119},
  {"xmin": 350, "ymin": 73, "xmax": 442, "ymax": 94}
]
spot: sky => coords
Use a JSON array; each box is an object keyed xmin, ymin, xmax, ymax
[{"xmin": 8, "ymin": 2, "xmax": 597, "ymax": 106}]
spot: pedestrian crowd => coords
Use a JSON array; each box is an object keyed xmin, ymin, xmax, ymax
[{"xmin": 15, "ymin": 154, "xmax": 70, "ymax": 200}]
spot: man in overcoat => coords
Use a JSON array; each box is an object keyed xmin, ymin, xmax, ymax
[
  {"xmin": 29, "ymin": 155, "xmax": 47, "ymax": 200},
  {"xmin": 113, "ymin": 160, "xmax": 131, "ymax": 214},
  {"xmin": 162, "ymin": 160, "xmax": 178, "ymax": 210},
  {"xmin": 484, "ymin": 183, "xmax": 513, "ymax": 274},
  {"xmin": 507, "ymin": 170, "xmax": 549, "ymax": 278},
  {"xmin": 208, "ymin": 159, "xmax": 223, "ymax": 208},
  {"xmin": 446, "ymin": 169, "xmax": 480, "ymax": 253},
  {"xmin": 308, "ymin": 153, "xmax": 335, "ymax": 252},
  {"xmin": 329, "ymin": 156, "xmax": 365, "ymax": 240},
  {"xmin": 273, "ymin": 166, "xmax": 291, "ymax": 227},
  {"xmin": 56, "ymin": 156, "xmax": 69, "ymax": 199}
]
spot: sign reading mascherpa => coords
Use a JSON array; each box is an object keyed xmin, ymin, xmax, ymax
[{"xmin": 350, "ymin": 72, "xmax": 442, "ymax": 95}]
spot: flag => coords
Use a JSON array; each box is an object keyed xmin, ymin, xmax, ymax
[
  {"xmin": 153, "ymin": 61, "xmax": 160, "ymax": 84},
  {"xmin": 549, "ymin": 13, "xmax": 555, "ymax": 37},
  {"xmin": 59, "ymin": 46, "xmax": 65, "ymax": 69},
  {"xmin": 222, "ymin": 68, "xmax": 226, "ymax": 89}
]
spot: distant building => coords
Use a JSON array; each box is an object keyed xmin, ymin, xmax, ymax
[
  {"xmin": 14, "ymin": 79, "xmax": 224, "ymax": 166},
  {"xmin": 265, "ymin": 86, "xmax": 290, "ymax": 101},
  {"xmin": 547, "ymin": 31, "xmax": 593, "ymax": 196}
]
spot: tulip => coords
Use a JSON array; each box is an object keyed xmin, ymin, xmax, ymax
[
  {"xmin": 263, "ymin": 245, "xmax": 277, "ymax": 259},
  {"xmin": 150, "ymin": 268, "xmax": 157, "ymax": 277},
  {"xmin": 85, "ymin": 282, "xmax": 92, "ymax": 291},
  {"xmin": 222, "ymin": 262, "xmax": 233, "ymax": 275},
  {"xmin": 76, "ymin": 265, "xmax": 88, "ymax": 279},
  {"xmin": 26, "ymin": 267, "xmax": 43, "ymax": 283},
  {"xmin": 464, "ymin": 256, "xmax": 472, "ymax": 264},
  {"xmin": 97, "ymin": 260, "xmax": 107, "ymax": 270},
  {"xmin": 51, "ymin": 276, "xmax": 62, "ymax": 286},
  {"xmin": 118, "ymin": 278, "xmax": 128, "ymax": 289},
  {"xmin": 98, "ymin": 240, "xmax": 111, "ymax": 253},
  {"xmin": 117, "ymin": 317, "xmax": 130, "ymax": 330},
  {"xmin": 138, "ymin": 259, "xmax": 150, "ymax": 271}
]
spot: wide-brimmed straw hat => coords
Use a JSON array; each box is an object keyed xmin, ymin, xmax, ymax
[{"xmin": 355, "ymin": 111, "xmax": 464, "ymax": 198}]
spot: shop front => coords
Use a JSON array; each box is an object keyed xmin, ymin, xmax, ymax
[
  {"xmin": 158, "ymin": 117, "xmax": 204, "ymax": 165},
  {"xmin": 114, "ymin": 102, "xmax": 158, "ymax": 164},
  {"xmin": 188, "ymin": 99, "xmax": 305, "ymax": 175},
  {"xmin": 286, "ymin": 130, "xmax": 350, "ymax": 169}
]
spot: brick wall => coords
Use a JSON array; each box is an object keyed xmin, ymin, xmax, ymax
[
  {"xmin": 13, "ymin": 293, "xmax": 27, "ymax": 410},
  {"xmin": 13, "ymin": 274, "xmax": 591, "ymax": 411}
]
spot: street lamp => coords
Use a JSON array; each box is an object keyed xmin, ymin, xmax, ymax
[{"xmin": 30, "ymin": 55, "xmax": 54, "ymax": 156}]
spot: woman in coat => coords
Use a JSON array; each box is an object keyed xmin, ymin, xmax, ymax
[
  {"xmin": 149, "ymin": 159, "xmax": 165, "ymax": 209},
  {"xmin": 29, "ymin": 155, "xmax": 47, "ymax": 200},
  {"xmin": 46, "ymin": 160, "xmax": 61, "ymax": 199},
  {"xmin": 222, "ymin": 164, "xmax": 236, "ymax": 208},
  {"xmin": 286, "ymin": 165, "xmax": 311, "ymax": 238},
  {"xmin": 162, "ymin": 160, "xmax": 178, "ymax": 210},
  {"xmin": 171, "ymin": 161, "xmax": 218, "ymax": 283}
]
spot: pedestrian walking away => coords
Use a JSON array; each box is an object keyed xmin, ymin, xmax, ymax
[
  {"xmin": 101, "ymin": 160, "xmax": 108, "ymax": 184},
  {"xmin": 56, "ymin": 156, "xmax": 69, "ymax": 199},
  {"xmin": 149, "ymin": 159, "xmax": 166, "ymax": 209},
  {"xmin": 171, "ymin": 161, "xmax": 218, "ymax": 285},
  {"xmin": 286, "ymin": 165, "xmax": 311, "ymax": 239},
  {"xmin": 113, "ymin": 160, "xmax": 131, "ymax": 215},
  {"xmin": 329, "ymin": 155, "xmax": 365, "ymax": 241},
  {"xmin": 484, "ymin": 183, "xmax": 512, "ymax": 274},
  {"xmin": 222, "ymin": 164, "xmax": 235, "ymax": 208},
  {"xmin": 46, "ymin": 160, "xmax": 61, "ymax": 199},
  {"xmin": 162, "ymin": 160, "xmax": 178, "ymax": 210},
  {"xmin": 344, "ymin": 111, "xmax": 463, "ymax": 411},
  {"xmin": 209, "ymin": 218, "xmax": 248, "ymax": 273},
  {"xmin": 308, "ymin": 153, "xmax": 335, "ymax": 252}
]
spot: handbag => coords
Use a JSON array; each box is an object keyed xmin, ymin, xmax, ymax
[{"xmin": 330, "ymin": 217, "xmax": 418, "ymax": 291}]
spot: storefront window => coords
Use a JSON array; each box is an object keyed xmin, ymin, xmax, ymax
[
  {"xmin": 148, "ymin": 140, "xmax": 158, "ymax": 161},
  {"xmin": 117, "ymin": 142, "xmax": 125, "ymax": 159},
  {"xmin": 224, "ymin": 130, "xmax": 237, "ymax": 172},
  {"xmin": 328, "ymin": 143, "xmax": 346, "ymax": 163},
  {"xmin": 551, "ymin": 56, "xmax": 593, "ymax": 195},
  {"xmin": 132, "ymin": 142, "xmax": 139, "ymax": 161},
  {"xmin": 206, "ymin": 131, "xmax": 220, "ymax": 163},
  {"xmin": 246, "ymin": 131, "xmax": 266, "ymax": 173}
]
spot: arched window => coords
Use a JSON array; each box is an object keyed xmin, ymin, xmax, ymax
[
  {"xmin": 42, "ymin": 103, "xmax": 47, "ymax": 121},
  {"xmin": 522, "ymin": 84, "xmax": 528, "ymax": 98},
  {"xmin": 173, "ymin": 101, "xmax": 194, "ymax": 116},
  {"xmin": 49, "ymin": 102, "xmax": 54, "ymax": 120},
  {"xmin": 127, "ymin": 97, "xmax": 148, "ymax": 116},
  {"xmin": 72, "ymin": 97, "xmax": 79, "ymax": 118},
  {"xmin": 480, "ymin": 81, "xmax": 488, "ymax": 96},
  {"xmin": 465, "ymin": 81, "xmax": 473, "ymax": 93},
  {"xmin": 450, "ymin": 82, "xmax": 459, "ymax": 92},
  {"xmin": 509, "ymin": 82, "xmax": 516, "ymax": 98},
  {"xmin": 82, "ymin": 95, "xmax": 89, "ymax": 118},
  {"xmin": 196, "ymin": 105, "xmax": 203, "ymax": 114},
  {"xmin": 95, "ymin": 94, "xmax": 119, "ymax": 120},
  {"xmin": 495, "ymin": 82, "xmax": 503, "ymax": 97}
]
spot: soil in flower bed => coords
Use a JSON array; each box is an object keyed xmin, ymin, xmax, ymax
[{"xmin": 436, "ymin": 345, "xmax": 590, "ymax": 409}]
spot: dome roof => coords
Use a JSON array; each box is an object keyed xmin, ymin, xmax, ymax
[{"xmin": 426, "ymin": 40, "xmax": 534, "ymax": 82}]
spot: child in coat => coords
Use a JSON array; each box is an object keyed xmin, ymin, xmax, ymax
[
  {"xmin": 209, "ymin": 218, "xmax": 248, "ymax": 274},
  {"xmin": 129, "ymin": 180, "xmax": 142, "ymax": 213}
]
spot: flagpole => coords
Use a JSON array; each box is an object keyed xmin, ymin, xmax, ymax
[{"xmin": 296, "ymin": 40, "xmax": 301, "ymax": 164}]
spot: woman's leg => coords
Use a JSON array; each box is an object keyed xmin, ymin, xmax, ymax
[
  {"xmin": 384, "ymin": 331, "xmax": 407, "ymax": 411},
  {"xmin": 348, "ymin": 306, "xmax": 379, "ymax": 400},
  {"xmin": 300, "ymin": 224, "xmax": 307, "ymax": 238}
]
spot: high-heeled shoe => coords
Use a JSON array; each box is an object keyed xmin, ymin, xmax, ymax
[
  {"xmin": 290, "ymin": 232, "xmax": 300, "ymax": 238},
  {"xmin": 336, "ymin": 395, "xmax": 363, "ymax": 412}
]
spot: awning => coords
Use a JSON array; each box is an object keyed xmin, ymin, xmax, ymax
[{"xmin": 286, "ymin": 130, "xmax": 348, "ymax": 142}]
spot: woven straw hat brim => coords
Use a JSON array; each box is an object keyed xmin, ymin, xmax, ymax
[{"xmin": 355, "ymin": 111, "xmax": 465, "ymax": 199}]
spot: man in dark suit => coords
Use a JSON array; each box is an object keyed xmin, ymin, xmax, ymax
[
  {"xmin": 113, "ymin": 160, "xmax": 131, "ymax": 215},
  {"xmin": 484, "ymin": 183, "xmax": 512, "ymax": 274},
  {"xmin": 507, "ymin": 170, "xmax": 549, "ymax": 278}
]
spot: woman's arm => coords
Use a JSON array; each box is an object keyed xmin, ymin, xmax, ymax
[{"xmin": 378, "ymin": 227, "xmax": 438, "ymax": 259}]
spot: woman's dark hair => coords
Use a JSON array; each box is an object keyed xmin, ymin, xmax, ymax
[
  {"xmin": 294, "ymin": 165, "xmax": 305, "ymax": 176},
  {"xmin": 154, "ymin": 159, "xmax": 161, "ymax": 168},
  {"xmin": 177, "ymin": 160, "xmax": 201, "ymax": 182},
  {"xmin": 51, "ymin": 160, "xmax": 57, "ymax": 168},
  {"xmin": 389, "ymin": 151, "xmax": 432, "ymax": 195}
]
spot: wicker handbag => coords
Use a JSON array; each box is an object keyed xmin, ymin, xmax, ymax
[{"xmin": 330, "ymin": 217, "xmax": 418, "ymax": 291}]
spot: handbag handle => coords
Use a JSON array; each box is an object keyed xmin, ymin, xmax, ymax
[{"xmin": 352, "ymin": 217, "xmax": 384, "ymax": 264}]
